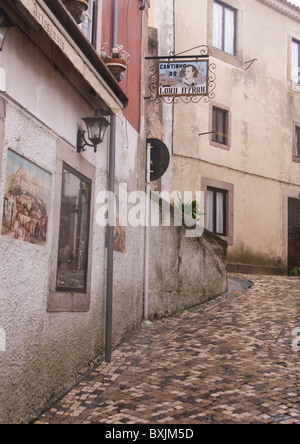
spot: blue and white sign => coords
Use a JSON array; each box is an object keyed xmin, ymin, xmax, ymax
[{"xmin": 158, "ymin": 60, "xmax": 208, "ymax": 97}]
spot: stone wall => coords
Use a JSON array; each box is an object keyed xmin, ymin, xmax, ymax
[{"xmin": 148, "ymin": 201, "xmax": 228, "ymax": 319}]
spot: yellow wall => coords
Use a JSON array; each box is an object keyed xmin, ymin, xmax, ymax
[
  {"xmin": 148, "ymin": 0, "xmax": 155, "ymax": 26},
  {"xmin": 170, "ymin": 0, "xmax": 300, "ymax": 269}
]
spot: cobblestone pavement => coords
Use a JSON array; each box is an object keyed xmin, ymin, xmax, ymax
[{"xmin": 35, "ymin": 275, "xmax": 300, "ymax": 424}]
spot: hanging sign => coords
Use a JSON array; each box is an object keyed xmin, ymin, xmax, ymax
[
  {"xmin": 158, "ymin": 59, "xmax": 209, "ymax": 98},
  {"xmin": 146, "ymin": 138, "xmax": 170, "ymax": 182}
]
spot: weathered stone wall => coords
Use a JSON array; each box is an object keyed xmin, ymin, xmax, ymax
[{"xmin": 148, "ymin": 202, "xmax": 228, "ymax": 319}]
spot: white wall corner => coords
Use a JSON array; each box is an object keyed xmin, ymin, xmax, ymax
[{"xmin": 0, "ymin": 67, "xmax": 6, "ymax": 92}]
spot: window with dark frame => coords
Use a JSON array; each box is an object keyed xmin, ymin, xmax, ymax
[
  {"xmin": 80, "ymin": 0, "xmax": 97, "ymax": 46},
  {"xmin": 213, "ymin": 0, "xmax": 237, "ymax": 56},
  {"xmin": 292, "ymin": 39, "xmax": 300, "ymax": 84},
  {"xmin": 206, "ymin": 187, "xmax": 227, "ymax": 236},
  {"xmin": 56, "ymin": 163, "xmax": 92, "ymax": 293},
  {"xmin": 212, "ymin": 106, "xmax": 229, "ymax": 145},
  {"xmin": 295, "ymin": 125, "xmax": 300, "ymax": 158}
]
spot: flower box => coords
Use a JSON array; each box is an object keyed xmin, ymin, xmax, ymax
[
  {"xmin": 104, "ymin": 58, "xmax": 127, "ymax": 82},
  {"xmin": 62, "ymin": 0, "xmax": 89, "ymax": 24}
]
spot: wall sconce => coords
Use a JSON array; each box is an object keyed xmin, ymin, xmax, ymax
[
  {"xmin": 77, "ymin": 116, "xmax": 110, "ymax": 154},
  {"xmin": 0, "ymin": 9, "xmax": 13, "ymax": 51}
]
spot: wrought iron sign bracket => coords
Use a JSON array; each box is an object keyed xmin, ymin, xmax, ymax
[{"xmin": 145, "ymin": 45, "xmax": 216, "ymax": 104}]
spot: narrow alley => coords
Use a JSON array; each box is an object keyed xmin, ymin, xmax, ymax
[{"xmin": 35, "ymin": 275, "xmax": 300, "ymax": 425}]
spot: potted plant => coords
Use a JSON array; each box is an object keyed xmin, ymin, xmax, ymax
[
  {"xmin": 101, "ymin": 43, "xmax": 130, "ymax": 82},
  {"xmin": 62, "ymin": 0, "xmax": 89, "ymax": 24}
]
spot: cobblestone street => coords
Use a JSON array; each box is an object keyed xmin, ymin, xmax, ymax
[{"xmin": 35, "ymin": 275, "xmax": 300, "ymax": 425}]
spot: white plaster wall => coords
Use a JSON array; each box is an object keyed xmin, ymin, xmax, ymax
[
  {"xmin": 1, "ymin": 28, "xmax": 92, "ymax": 147},
  {"xmin": 112, "ymin": 119, "xmax": 145, "ymax": 346},
  {"xmin": 0, "ymin": 99, "xmax": 104, "ymax": 424},
  {"xmin": 0, "ymin": 29, "xmax": 145, "ymax": 423},
  {"xmin": 0, "ymin": 106, "xmax": 145, "ymax": 426}
]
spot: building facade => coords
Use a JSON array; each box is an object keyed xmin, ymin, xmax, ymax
[
  {"xmin": 0, "ymin": 0, "xmax": 149, "ymax": 423},
  {"xmin": 0, "ymin": 0, "xmax": 228, "ymax": 424},
  {"xmin": 149, "ymin": 0, "xmax": 300, "ymax": 274}
]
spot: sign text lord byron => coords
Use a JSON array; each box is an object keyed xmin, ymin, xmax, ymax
[{"xmin": 158, "ymin": 60, "xmax": 208, "ymax": 97}]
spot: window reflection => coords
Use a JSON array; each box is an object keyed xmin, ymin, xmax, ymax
[{"xmin": 56, "ymin": 164, "xmax": 91, "ymax": 293}]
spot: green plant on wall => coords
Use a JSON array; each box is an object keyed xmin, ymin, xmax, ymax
[
  {"xmin": 148, "ymin": 35, "xmax": 158, "ymax": 50},
  {"xmin": 290, "ymin": 265, "xmax": 300, "ymax": 276},
  {"xmin": 175, "ymin": 193, "xmax": 205, "ymax": 222}
]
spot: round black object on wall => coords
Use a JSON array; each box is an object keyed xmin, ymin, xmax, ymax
[{"xmin": 146, "ymin": 138, "xmax": 170, "ymax": 182}]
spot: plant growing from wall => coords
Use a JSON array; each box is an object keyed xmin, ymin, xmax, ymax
[
  {"xmin": 290, "ymin": 265, "xmax": 300, "ymax": 276},
  {"xmin": 148, "ymin": 35, "xmax": 158, "ymax": 50},
  {"xmin": 175, "ymin": 193, "xmax": 205, "ymax": 222}
]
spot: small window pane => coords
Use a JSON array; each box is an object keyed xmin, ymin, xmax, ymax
[
  {"xmin": 80, "ymin": 0, "xmax": 94, "ymax": 43},
  {"xmin": 207, "ymin": 187, "xmax": 227, "ymax": 236},
  {"xmin": 213, "ymin": 1, "xmax": 236, "ymax": 56},
  {"xmin": 295, "ymin": 126, "xmax": 300, "ymax": 156},
  {"xmin": 207, "ymin": 190, "xmax": 214, "ymax": 232},
  {"xmin": 213, "ymin": 2, "xmax": 223, "ymax": 50},
  {"xmin": 212, "ymin": 107, "xmax": 228, "ymax": 145},
  {"xmin": 56, "ymin": 164, "xmax": 91, "ymax": 293},
  {"xmin": 224, "ymin": 7, "xmax": 235, "ymax": 55},
  {"xmin": 216, "ymin": 191, "xmax": 225, "ymax": 234},
  {"xmin": 217, "ymin": 109, "xmax": 225, "ymax": 142},
  {"xmin": 292, "ymin": 40, "xmax": 300, "ymax": 84}
]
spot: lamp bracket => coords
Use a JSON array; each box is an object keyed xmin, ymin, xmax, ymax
[{"xmin": 77, "ymin": 130, "xmax": 97, "ymax": 154}]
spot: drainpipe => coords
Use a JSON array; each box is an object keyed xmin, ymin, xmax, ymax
[
  {"xmin": 144, "ymin": 143, "xmax": 152, "ymax": 320},
  {"xmin": 105, "ymin": 0, "xmax": 119, "ymax": 363}
]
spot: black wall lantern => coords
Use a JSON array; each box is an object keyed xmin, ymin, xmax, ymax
[
  {"xmin": 77, "ymin": 116, "xmax": 110, "ymax": 153},
  {"xmin": 0, "ymin": 9, "xmax": 13, "ymax": 51}
]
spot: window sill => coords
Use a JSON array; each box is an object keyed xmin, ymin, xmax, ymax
[
  {"xmin": 47, "ymin": 291, "xmax": 91, "ymax": 312},
  {"xmin": 210, "ymin": 47, "xmax": 243, "ymax": 69},
  {"xmin": 210, "ymin": 140, "xmax": 231, "ymax": 150},
  {"xmin": 289, "ymin": 81, "xmax": 300, "ymax": 93},
  {"xmin": 219, "ymin": 234, "xmax": 233, "ymax": 246}
]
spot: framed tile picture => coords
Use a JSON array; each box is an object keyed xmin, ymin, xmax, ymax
[{"xmin": 1, "ymin": 150, "xmax": 51, "ymax": 246}]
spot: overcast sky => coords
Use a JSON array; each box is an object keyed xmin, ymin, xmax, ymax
[{"xmin": 291, "ymin": 0, "xmax": 300, "ymax": 7}]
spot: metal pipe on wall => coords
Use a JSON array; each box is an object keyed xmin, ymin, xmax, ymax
[
  {"xmin": 105, "ymin": 0, "xmax": 119, "ymax": 363},
  {"xmin": 144, "ymin": 143, "xmax": 152, "ymax": 321}
]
